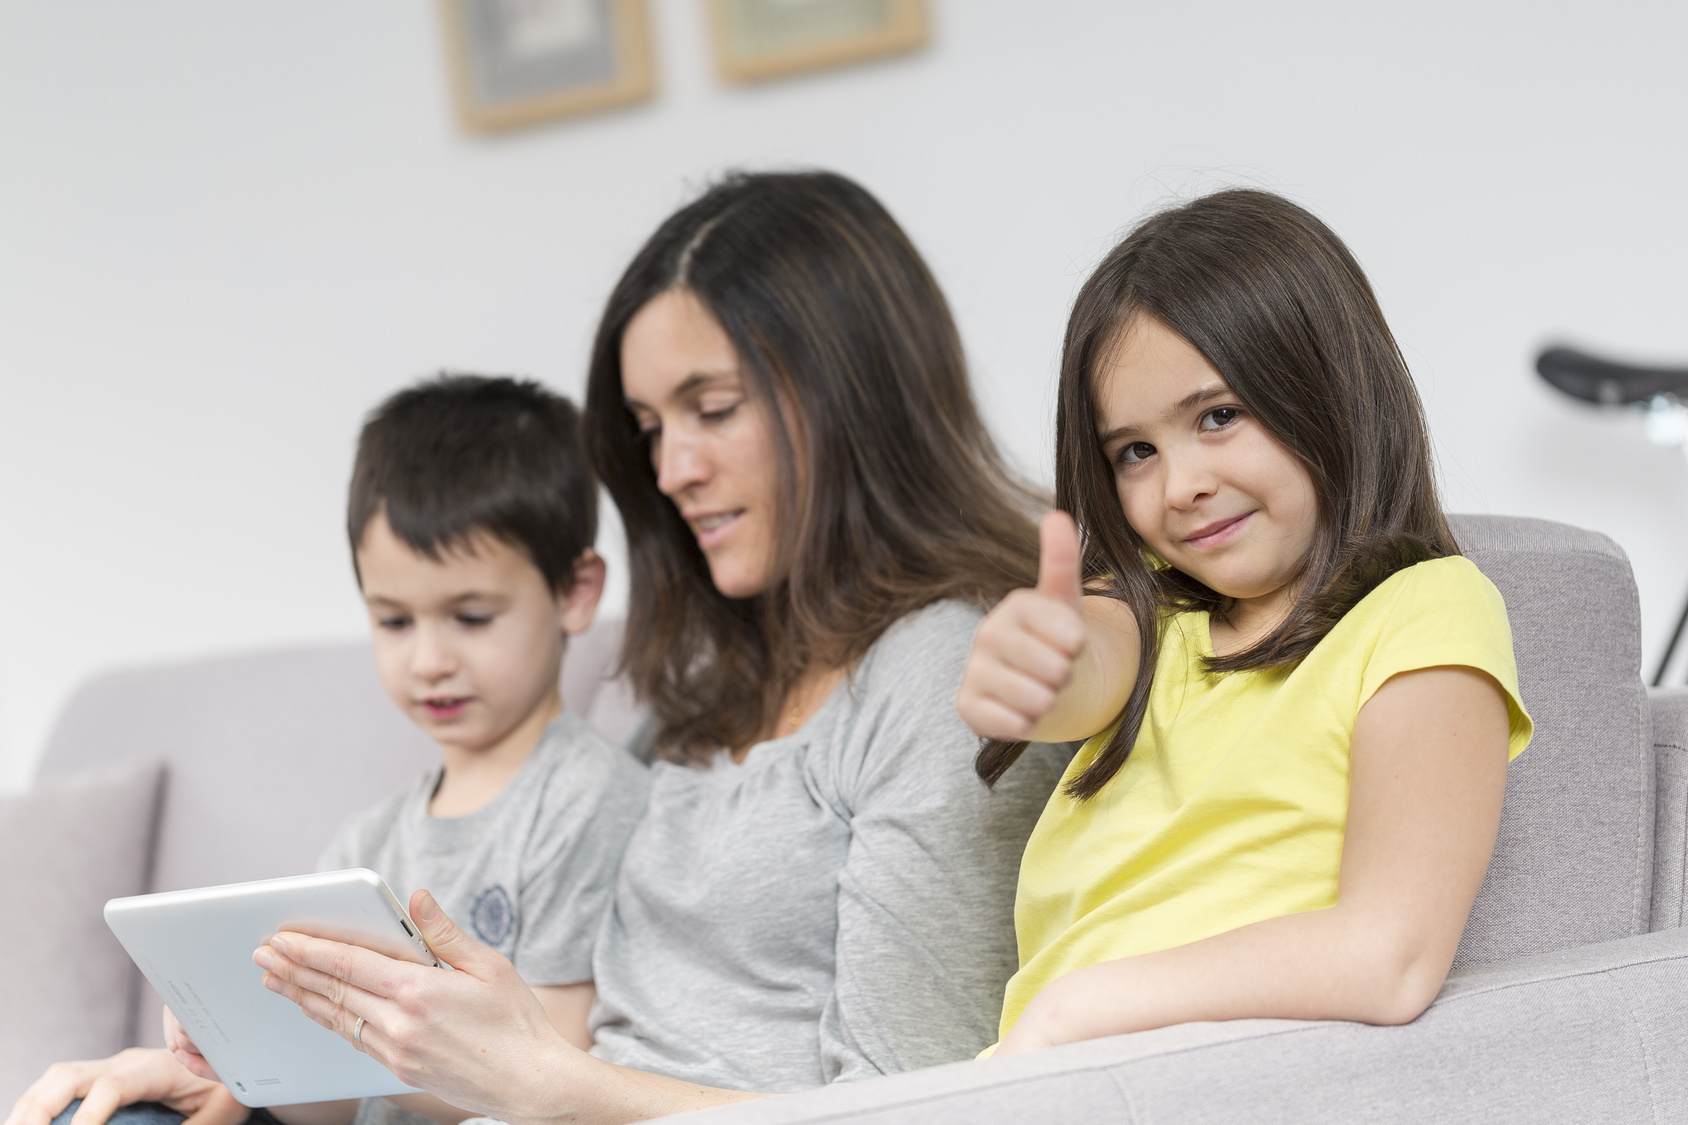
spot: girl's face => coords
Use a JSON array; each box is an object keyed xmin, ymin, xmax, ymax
[
  {"xmin": 1095, "ymin": 314, "xmax": 1319, "ymax": 631},
  {"xmin": 621, "ymin": 287, "xmax": 781, "ymax": 600}
]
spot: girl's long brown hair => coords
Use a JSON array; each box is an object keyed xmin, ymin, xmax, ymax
[
  {"xmin": 977, "ymin": 188, "xmax": 1457, "ymax": 799},
  {"xmin": 584, "ymin": 171, "xmax": 1042, "ymax": 765}
]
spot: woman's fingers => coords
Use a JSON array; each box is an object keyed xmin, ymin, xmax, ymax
[{"xmin": 261, "ymin": 933, "xmax": 402, "ymax": 1001}]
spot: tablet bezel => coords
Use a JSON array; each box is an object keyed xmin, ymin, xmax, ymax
[{"xmin": 105, "ymin": 868, "xmax": 438, "ymax": 1107}]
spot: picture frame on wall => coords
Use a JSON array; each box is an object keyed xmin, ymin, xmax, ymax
[
  {"xmin": 440, "ymin": 0, "xmax": 655, "ymax": 131},
  {"xmin": 706, "ymin": 0, "xmax": 928, "ymax": 83}
]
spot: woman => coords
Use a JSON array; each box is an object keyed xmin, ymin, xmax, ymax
[{"xmin": 14, "ymin": 172, "xmax": 1068, "ymax": 1125}]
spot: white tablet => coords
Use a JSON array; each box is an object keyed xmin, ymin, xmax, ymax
[{"xmin": 104, "ymin": 868, "xmax": 440, "ymax": 1107}]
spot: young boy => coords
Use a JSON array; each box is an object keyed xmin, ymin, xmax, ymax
[{"xmin": 163, "ymin": 375, "xmax": 650, "ymax": 1125}]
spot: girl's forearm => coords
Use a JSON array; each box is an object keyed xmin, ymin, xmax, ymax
[{"xmin": 1007, "ymin": 905, "xmax": 1449, "ymax": 1052}]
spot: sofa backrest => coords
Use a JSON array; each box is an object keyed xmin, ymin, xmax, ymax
[
  {"xmin": 37, "ymin": 616, "xmax": 640, "ymax": 893},
  {"xmin": 1450, "ymin": 514, "xmax": 1653, "ymax": 965}
]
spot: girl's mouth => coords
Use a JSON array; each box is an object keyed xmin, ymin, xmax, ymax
[
  {"xmin": 420, "ymin": 697, "xmax": 471, "ymax": 720},
  {"xmin": 691, "ymin": 510, "xmax": 744, "ymax": 549},
  {"xmin": 1185, "ymin": 512, "xmax": 1252, "ymax": 548}
]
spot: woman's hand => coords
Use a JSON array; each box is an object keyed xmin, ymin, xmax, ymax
[
  {"xmin": 253, "ymin": 890, "xmax": 586, "ymax": 1125},
  {"xmin": 4, "ymin": 1049, "xmax": 246, "ymax": 1125}
]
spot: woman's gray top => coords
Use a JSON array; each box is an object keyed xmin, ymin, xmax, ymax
[{"xmin": 589, "ymin": 600, "xmax": 1070, "ymax": 1092}]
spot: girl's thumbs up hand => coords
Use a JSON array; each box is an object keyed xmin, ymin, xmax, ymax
[{"xmin": 957, "ymin": 511, "xmax": 1088, "ymax": 740}]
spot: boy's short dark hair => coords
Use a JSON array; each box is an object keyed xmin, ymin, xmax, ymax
[{"xmin": 348, "ymin": 374, "xmax": 596, "ymax": 594}]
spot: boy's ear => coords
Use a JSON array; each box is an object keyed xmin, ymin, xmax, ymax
[{"xmin": 558, "ymin": 549, "xmax": 606, "ymax": 636}]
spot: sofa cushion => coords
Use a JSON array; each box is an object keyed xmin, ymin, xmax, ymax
[
  {"xmin": 1648, "ymin": 687, "xmax": 1688, "ymax": 930},
  {"xmin": 1450, "ymin": 514, "xmax": 1652, "ymax": 965},
  {"xmin": 0, "ymin": 761, "xmax": 163, "ymax": 1108},
  {"xmin": 671, "ymin": 928, "xmax": 1688, "ymax": 1125}
]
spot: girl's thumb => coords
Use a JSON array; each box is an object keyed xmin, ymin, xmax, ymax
[
  {"xmin": 410, "ymin": 889, "xmax": 490, "ymax": 974},
  {"xmin": 1035, "ymin": 510, "xmax": 1084, "ymax": 610}
]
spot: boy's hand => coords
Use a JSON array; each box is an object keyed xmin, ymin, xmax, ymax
[
  {"xmin": 3, "ymin": 1049, "xmax": 247, "ymax": 1125},
  {"xmin": 163, "ymin": 1007, "xmax": 219, "ymax": 1083},
  {"xmin": 958, "ymin": 511, "xmax": 1087, "ymax": 740}
]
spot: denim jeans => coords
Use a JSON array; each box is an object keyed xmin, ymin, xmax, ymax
[{"xmin": 50, "ymin": 1101, "xmax": 282, "ymax": 1125}]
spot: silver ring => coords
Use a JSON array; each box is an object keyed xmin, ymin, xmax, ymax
[{"xmin": 354, "ymin": 1016, "xmax": 366, "ymax": 1045}]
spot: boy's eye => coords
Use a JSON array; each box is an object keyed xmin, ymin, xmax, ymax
[
  {"xmin": 1116, "ymin": 441, "xmax": 1156, "ymax": 465},
  {"xmin": 456, "ymin": 613, "xmax": 493, "ymax": 628},
  {"xmin": 377, "ymin": 616, "xmax": 411, "ymax": 631},
  {"xmin": 1199, "ymin": 406, "xmax": 1242, "ymax": 431}
]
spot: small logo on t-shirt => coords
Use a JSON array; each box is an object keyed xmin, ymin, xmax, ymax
[{"xmin": 471, "ymin": 885, "xmax": 514, "ymax": 947}]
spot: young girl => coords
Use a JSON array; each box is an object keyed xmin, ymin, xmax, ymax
[{"xmin": 957, "ymin": 189, "xmax": 1533, "ymax": 1055}]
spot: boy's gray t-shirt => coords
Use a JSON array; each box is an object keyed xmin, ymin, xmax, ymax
[
  {"xmin": 589, "ymin": 600, "xmax": 1071, "ymax": 1092},
  {"xmin": 317, "ymin": 709, "xmax": 649, "ymax": 1125},
  {"xmin": 316, "ymin": 709, "xmax": 650, "ymax": 984}
]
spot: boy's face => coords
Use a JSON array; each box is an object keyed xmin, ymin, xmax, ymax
[{"xmin": 355, "ymin": 512, "xmax": 602, "ymax": 757}]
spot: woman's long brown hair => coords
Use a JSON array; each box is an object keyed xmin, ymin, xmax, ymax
[
  {"xmin": 584, "ymin": 171, "xmax": 1042, "ymax": 765},
  {"xmin": 977, "ymin": 188, "xmax": 1457, "ymax": 799}
]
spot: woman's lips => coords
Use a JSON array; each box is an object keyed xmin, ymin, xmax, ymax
[
  {"xmin": 1184, "ymin": 511, "xmax": 1252, "ymax": 548},
  {"xmin": 420, "ymin": 697, "xmax": 471, "ymax": 720},
  {"xmin": 691, "ymin": 510, "xmax": 743, "ymax": 550}
]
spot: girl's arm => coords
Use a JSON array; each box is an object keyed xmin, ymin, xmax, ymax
[
  {"xmin": 957, "ymin": 511, "xmax": 1141, "ymax": 744},
  {"xmin": 997, "ymin": 664, "xmax": 1512, "ymax": 1053}
]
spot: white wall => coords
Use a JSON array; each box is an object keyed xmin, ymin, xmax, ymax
[{"xmin": 2, "ymin": 0, "xmax": 1685, "ymax": 789}]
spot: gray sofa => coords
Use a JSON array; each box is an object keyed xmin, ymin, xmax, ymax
[{"xmin": 4, "ymin": 515, "xmax": 1686, "ymax": 1122}]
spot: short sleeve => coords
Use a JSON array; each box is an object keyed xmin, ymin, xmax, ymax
[
  {"xmin": 817, "ymin": 603, "xmax": 1068, "ymax": 1081},
  {"xmin": 1357, "ymin": 557, "xmax": 1533, "ymax": 761},
  {"xmin": 510, "ymin": 733, "xmax": 650, "ymax": 986}
]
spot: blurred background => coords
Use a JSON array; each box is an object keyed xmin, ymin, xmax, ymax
[{"xmin": 1, "ymin": 0, "xmax": 1685, "ymax": 791}]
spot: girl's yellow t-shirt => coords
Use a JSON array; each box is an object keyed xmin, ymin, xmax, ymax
[{"xmin": 997, "ymin": 555, "xmax": 1533, "ymax": 1043}]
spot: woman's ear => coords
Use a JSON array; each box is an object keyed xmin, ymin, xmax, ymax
[{"xmin": 558, "ymin": 548, "xmax": 607, "ymax": 636}]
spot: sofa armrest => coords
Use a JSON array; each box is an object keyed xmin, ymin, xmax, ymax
[
  {"xmin": 1651, "ymin": 686, "xmax": 1688, "ymax": 930},
  {"xmin": 671, "ymin": 928, "xmax": 1688, "ymax": 1124}
]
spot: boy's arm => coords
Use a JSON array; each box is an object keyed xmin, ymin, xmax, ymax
[
  {"xmin": 957, "ymin": 512, "xmax": 1140, "ymax": 744},
  {"xmin": 996, "ymin": 665, "xmax": 1512, "ymax": 1052},
  {"xmin": 530, "ymin": 983, "xmax": 595, "ymax": 1051}
]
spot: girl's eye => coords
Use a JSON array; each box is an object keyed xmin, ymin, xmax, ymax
[
  {"xmin": 1117, "ymin": 441, "xmax": 1156, "ymax": 465},
  {"xmin": 698, "ymin": 401, "xmax": 740, "ymax": 424},
  {"xmin": 457, "ymin": 613, "xmax": 493, "ymax": 628},
  {"xmin": 1200, "ymin": 406, "xmax": 1242, "ymax": 431},
  {"xmin": 377, "ymin": 616, "xmax": 410, "ymax": 631}
]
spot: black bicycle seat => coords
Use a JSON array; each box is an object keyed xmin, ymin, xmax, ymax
[{"xmin": 1537, "ymin": 346, "xmax": 1688, "ymax": 405}]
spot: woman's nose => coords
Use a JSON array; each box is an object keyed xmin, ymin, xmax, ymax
[{"xmin": 654, "ymin": 429, "xmax": 709, "ymax": 496}]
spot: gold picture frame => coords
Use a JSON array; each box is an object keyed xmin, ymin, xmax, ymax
[
  {"xmin": 707, "ymin": 0, "xmax": 928, "ymax": 84},
  {"xmin": 440, "ymin": 0, "xmax": 655, "ymax": 132}
]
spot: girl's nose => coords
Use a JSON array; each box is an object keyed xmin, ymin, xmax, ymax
[{"xmin": 1164, "ymin": 449, "xmax": 1219, "ymax": 508}]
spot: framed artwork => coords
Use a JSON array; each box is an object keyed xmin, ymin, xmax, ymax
[
  {"xmin": 707, "ymin": 0, "xmax": 928, "ymax": 83},
  {"xmin": 440, "ymin": 0, "xmax": 655, "ymax": 131}
]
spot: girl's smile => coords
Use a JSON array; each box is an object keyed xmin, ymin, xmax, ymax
[{"xmin": 1096, "ymin": 313, "xmax": 1319, "ymax": 650}]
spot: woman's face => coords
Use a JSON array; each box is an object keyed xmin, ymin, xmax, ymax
[
  {"xmin": 1095, "ymin": 313, "xmax": 1319, "ymax": 626},
  {"xmin": 621, "ymin": 288, "xmax": 781, "ymax": 600}
]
